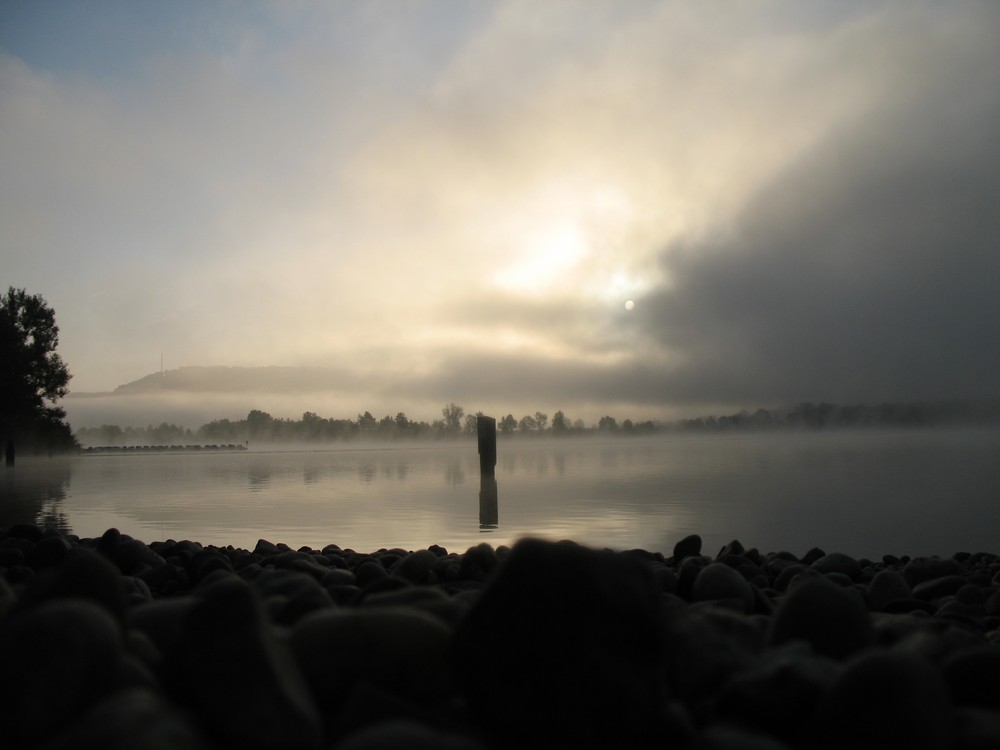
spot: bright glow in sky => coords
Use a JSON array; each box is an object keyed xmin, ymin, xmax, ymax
[{"xmin": 2, "ymin": 1, "xmax": 998, "ymax": 426}]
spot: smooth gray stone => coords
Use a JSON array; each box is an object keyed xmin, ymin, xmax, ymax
[
  {"xmin": 866, "ymin": 569, "xmax": 912, "ymax": 611},
  {"xmin": 953, "ymin": 708, "xmax": 1000, "ymax": 750},
  {"xmin": 809, "ymin": 650, "xmax": 952, "ymax": 750},
  {"xmin": 21, "ymin": 546, "xmax": 127, "ymax": 624},
  {"xmin": 692, "ymin": 562, "xmax": 755, "ymax": 613},
  {"xmin": 180, "ymin": 577, "xmax": 323, "ymax": 750},
  {"xmin": 913, "ymin": 575, "xmax": 969, "ymax": 601},
  {"xmin": 691, "ymin": 726, "xmax": 792, "ymax": 750},
  {"xmin": 451, "ymin": 538, "xmax": 671, "ymax": 749},
  {"xmin": 36, "ymin": 688, "xmax": 213, "ymax": 750},
  {"xmin": 714, "ymin": 643, "xmax": 839, "ymax": 746},
  {"xmin": 716, "ymin": 539, "xmax": 746, "ymax": 560},
  {"xmin": 334, "ymin": 719, "xmax": 487, "ymax": 750},
  {"xmin": 811, "ymin": 552, "xmax": 862, "ymax": 580},
  {"xmin": 768, "ymin": 575, "xmax": 872, "ymax": 659},
  {"xmin": 904, "ymin": 556, "xmax": 962, "ymax": 588},
  {"xmin": 673, "ymin": 534, "xmax": 702, "ymax": 561},
  {"xmin": 0, "ymin": 574, "xmax": 14, "ymax": 620},
  {"xmin": 290, "ymin": 605, "xmax": 454, "ymax": 723},
  {"xmin": 0, "ymin": 599, "xmax": 125, "ymax": 747},
  {"xmin": 941, "ymin": 647, "xmax": 1000, "ymax": 709},
  {"xmin": 393, "ymin": 549, "xmax": 438, "ymax": 584}
]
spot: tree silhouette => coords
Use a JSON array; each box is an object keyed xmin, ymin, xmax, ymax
[
  {"xmin": 0, "ymin": 287, "xmax": 76, "ymax": 454},
  {"xmin": 442, "ymin": 403, "xmax": 464, "ymax": 433}
]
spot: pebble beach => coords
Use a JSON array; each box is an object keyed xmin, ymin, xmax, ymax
[{"xmin": 1, "ymin": 524, "xmax": 999, "ymax": 749}]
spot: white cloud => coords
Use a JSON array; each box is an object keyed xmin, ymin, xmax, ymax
[{"xmin": 2, "ymin": 1, "xmax": 997, "ymax": 421}]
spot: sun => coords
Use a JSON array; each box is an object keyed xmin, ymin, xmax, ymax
[
  {"xmin": 493, "ymin": 224, "xmax": 587, "ymax": 294},
  {"xmin": 624, "ymin": 299, "xmax": 635, "ymax": 311}
]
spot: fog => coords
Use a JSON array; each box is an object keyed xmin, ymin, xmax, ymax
[{"xmin": 3, "ymin": 2, "xmax": 998, "ymax": 425}]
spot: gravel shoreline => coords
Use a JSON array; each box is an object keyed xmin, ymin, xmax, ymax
[{"xmin": 1, "ymin": 524, "xmax": 999, "ymax": 749}]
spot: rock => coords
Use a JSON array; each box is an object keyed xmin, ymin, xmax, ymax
[
  {"xmin": 127, "ymin": 597, "xmax": 198, "ymax": 670},
  {"xmin": 800, "ymin": 547, "xmax": 826, "ymax": 566},
  {"xmin": 254, "ymin": 538, "xmax": 279, "ymax": 555},
  {"xmin": 24, "ymin": 534, "xmax": 71, "ymax": 569},
  {"xmin": 35, "ymin": 688, "xmax": 213, "ymax": 750},
  {"xmin": 664, "ymin": 605, "xmax": 763, "ymax": 706},
  {"xmin": 913, "ymin": 575, "xmax": 969, "ymax": 601},
  {"xmin": 773, "ymin": 563, "xmax": 806, "ymax": 592},
  {"xmin": 249, "ymin": 568, "xmax": 333, "ymax": 625},
  {"xmin": 941, "ymin": 647, "xmax": 1000, "ymax": 709},
  {"xmin": 953, "ymin": 708, "xmax": 1000, "ymax": 750},
  {"xmin": 120, "ymin": 575, "xmax": 153, "ymax": 605},
  {"xmin": 673, "ymin": 534, "xmax": 702, "ymax": 560},
  {"xmin": 7, "ymin": 523, "xmax": 44, "ymax": 542},
  {"xmin": 985, "ymin": 590, "xmax": 1000, "ymax": 616},
  {"xmin": 677, "ymin": 555, "xmax": 711, "ymax": 599},
  {"xmin": 717, "ymin": 539, "xmax": 745, "ymax": 560},
  {"xmin": 334, "ymin": 719, "xmax": 487, "ymax": 750},
  {"xmin": 768, "ymin": 575, "xmax": 872, "ymax": 660},
  {"xmin": 0, "ymin": 599, "xmax": 125, "ymax": 747},
  {"xmin": 811, "ymin": 552, "xmax": 862, "ymax": 580},
  {"xmin": 0, "ymin": 573, "xmax": 16, "ymax": 620},
  {"xmin": 290, "ymin": 606, "xmax": 453, "ymax": 739},
  {"xmin": 452, "ymin": 538, "xmax": 672, "ymax": 749},
  {"xmin": 691, "ymin": 725, "xmax": 792, "ymax": 750},
  {"xmin": 179, "ymin": 577, "xmax": 323, "ymax": 749},
  {"xmin": 904, "ymin": 556, "xmax": 962, "ymax": 588},
  {"xmin": 956, "ymin": 584, "xmax": 987, "ymax": 605},
  {"xmin": 393, "ymin": 549, "xmax": 438, "ymax": 584},
  {"xmin": 111, "ymin": 536, "xmax": 166, "ymax": 575},
  {"xmin": 355, "ymin": 559, "xmax": 389, "ymax": 587},
  {"xmin": 713, "ymin": 643, "xmax": 839, "ymax": 747},
  {"xmin": 809, "ymin": 650, "xmax": 952, "ymax": 750},
  {"xmin": 20, "ymin": 546, "xmax": 127, "ymax": 624},
  {"xmin": 866, "ymin": 568, "xmax": 912, "ymax": 611},
  {"xmin": 649, "ymin": 561, "xmax": 679, "ymax": 594},
  {"xmin": 458, "ymin": 543, "xmax": 498, "ymax": 582},
  {"xmin": 692, "ymin": 562, "xmax": 755, "ymax": 613}
]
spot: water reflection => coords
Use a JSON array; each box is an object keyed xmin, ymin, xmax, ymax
[
  {"xmin": 444, "ymin": 459, "xmax": 466, "ymax": 487},
  {"xmin": 3, "ymin": 433, "xmax": 998, "ymax": 558},
  {"xmin": 479, "ymin": 477, "xmax": 499, "ymax": 531},
  {"xmin": 0, "ymin": 459, "xmax": 72, "ymax": 533}
]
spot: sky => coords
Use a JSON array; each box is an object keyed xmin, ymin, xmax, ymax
[{"xmin": 2, "ymin": 1, "xmax": 999, "ymax": 427}]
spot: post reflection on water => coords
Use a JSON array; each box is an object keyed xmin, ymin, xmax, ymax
[{"xmin": 479, "ymin": 477, "xmax": 498, "ymax": 531}]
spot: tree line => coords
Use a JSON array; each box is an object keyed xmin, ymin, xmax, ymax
[
  {"xmin": 679, "ymin": 399, "xmax": 1000, "ymax": 432},
  {"xmin": 74, "ymin": 397, "xmax": 1000, "ymax": 448},
  {"xmin": 75, "ymin": 404, "xmax": 645, "ymax": 446},
  {"xmin": 7, "ymin": 287, "xmax": 1000, "ymax": 453}
]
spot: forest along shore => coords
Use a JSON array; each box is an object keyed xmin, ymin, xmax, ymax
[
  {"xmin": 82, "ymin": 444, "xmax": 247, "ymax": 454},
  {"xmin": 1, "ymin": 526, "xmax": 998, "ymax": 749}
]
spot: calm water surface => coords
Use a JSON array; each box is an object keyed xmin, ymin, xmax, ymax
[{"xmin": 2, "ymin": 430, "xmax": 999, "ymax": 558}]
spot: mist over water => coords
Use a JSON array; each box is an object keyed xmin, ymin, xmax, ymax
[{"xmin": 4, "ymin": 429, "xmax": 999, "ymax": 559}]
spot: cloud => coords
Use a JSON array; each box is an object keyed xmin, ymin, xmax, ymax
[
  {"xmin": 2, "ymin": 1, "xmax": 998, "ymax": 422},
  {"xmin": 634, "ymin": 7, "xmax": 1000, "ymax": 407}
]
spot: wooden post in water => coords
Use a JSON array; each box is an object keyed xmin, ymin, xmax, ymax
[
  {"xmin": 477, "ymin": 415, "xmax": 496, "ymax": 478},
  {"xmin": 477, "ymin": 415, "xmax": 498, "ymax": 528}
]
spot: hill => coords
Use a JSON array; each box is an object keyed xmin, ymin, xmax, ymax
[{"xmin": 110, "ymin": 366, "xmax": 351, "ymax": 394}]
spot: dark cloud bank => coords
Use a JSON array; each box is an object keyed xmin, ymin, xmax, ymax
[{"xmin": 425, "ymin": 50, "xmax": 1000, "ymax": 414}]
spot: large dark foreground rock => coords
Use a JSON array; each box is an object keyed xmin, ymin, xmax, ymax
[{"xmin": 1, "ymin": 525, "xmax": 999, "ymax": 749}]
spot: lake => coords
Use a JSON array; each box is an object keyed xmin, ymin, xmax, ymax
[{"xmin": 2, "ymin": 429, "xmax": 999, "ymax": 559}]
